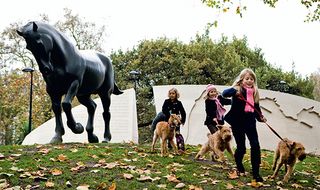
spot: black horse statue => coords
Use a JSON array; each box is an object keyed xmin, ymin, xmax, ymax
[{"xmin": 17, "ymin": 21, "xmax": 123, "ymax": 143}]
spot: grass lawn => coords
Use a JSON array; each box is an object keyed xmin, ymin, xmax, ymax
[
  {"xmin": 0, "ymin": 140, "xmax": 319, "ymax": 190},
  {"xmin": 0, "ymin": 128, "xmax": 320, "ymax": 190}
]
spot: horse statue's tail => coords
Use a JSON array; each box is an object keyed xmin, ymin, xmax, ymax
[{"xmin": 113, "ymin": 83, "xmax": 123, "ymax": 95}]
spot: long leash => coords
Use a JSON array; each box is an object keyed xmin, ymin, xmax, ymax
[{"xmin": 237, "ymin": 93, "xmax": 289, "ymax": 146}]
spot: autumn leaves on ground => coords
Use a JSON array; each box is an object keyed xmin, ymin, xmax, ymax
[{"xmin": 0, "ymin": 143, "xmax": 319, "ymax": 190}]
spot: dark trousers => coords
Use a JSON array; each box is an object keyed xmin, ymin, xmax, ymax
[
  {"xmin": 206, "ymin": 120, "xmax": 224, "ymax": 134},
  {"xmin": 231, "ymin": 113, "xmax": 261, "ymax": 177},
  {"xmin": 206, "ymin": 124, "xmax": 218, "ymax": 134}
]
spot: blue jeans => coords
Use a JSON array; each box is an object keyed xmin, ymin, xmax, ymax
[{"xmin": 151, "ymin": 112, "xmax": 166, "ymax": 132}]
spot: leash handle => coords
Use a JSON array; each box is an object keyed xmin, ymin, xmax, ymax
[{"xmin": 237, "ymin": 93, "xmax": 286, "ymax": 142}]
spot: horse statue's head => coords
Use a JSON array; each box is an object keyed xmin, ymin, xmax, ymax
[{"xmin": 17, "ymin": 22, "xmax": 54, "ymax": 76}]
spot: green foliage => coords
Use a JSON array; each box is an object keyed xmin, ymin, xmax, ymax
[
  {"xmin": 310, "ymin": 69, "xmax": 320, "ymax": 101},
  {"xmin": 202, "ymin": 0, "xmax": 320, "ymax": 23},
  {"xmin": 111, "ymin": 34, "xmax": 314, "ymax": 126},
  {"xmin": 0, "ymin": 71, "xmax": 51, "ymax": 145}
]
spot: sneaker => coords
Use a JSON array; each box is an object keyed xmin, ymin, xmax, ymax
[{"xmin": 253, "ymin": 175, "xmax": 263, "ymax": 182}]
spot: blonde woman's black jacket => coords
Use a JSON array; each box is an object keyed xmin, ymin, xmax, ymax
[
  {"xmin": 162, "ymin": 99, "xmax": 186, "ymax": 124},
  {"xmin": 222, "ymin": 87, "xmax": 263, "ymax": 127}
]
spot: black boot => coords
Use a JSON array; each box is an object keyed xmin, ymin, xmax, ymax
[
  {"xmin": 234, "ymin": 149, "xmax": 245, "ymax": 173},
  {"xmin": 251, "ymin": 147, "xmax": 263, "ymax": 182}
]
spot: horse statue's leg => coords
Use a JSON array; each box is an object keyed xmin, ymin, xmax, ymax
[
  {"xmin": 49, "ymin": 94, "xmax": 64, "ymax": 143},
  {"xmin": 77, "ymin": 95, "xmax": 99, "ymax": 143},
  {"xmin": 99, "ymin": 93, "xmax": 112, "ymax": 143},
  {"xmin": 62, "ymin": 80, "xmax": 84, "ymax": 134}
]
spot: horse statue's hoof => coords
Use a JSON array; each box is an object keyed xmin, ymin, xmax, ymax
[
  {"xmin": 88, "ymin": 134, "xmax": 99, "ymax": 143},
  {"xmin": 101, "ymin": 138, "xmax": 111, "ymax": 143},
  {"xmin": 71, "ymin": 123, "xmax": 84, "ymax": 134},
  {"xmin": 50, "ymin": 136, "xmax": 63, "ymax": 144}
]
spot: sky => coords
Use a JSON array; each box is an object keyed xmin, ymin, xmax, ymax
[{"xmin": 1, "ymin": 0, "xmax": 319, "ymax": 76}]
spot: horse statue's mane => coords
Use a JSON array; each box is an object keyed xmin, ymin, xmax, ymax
[{"xmin": 17, "ymin": 21, "xmax": 123, "ymax": 143}]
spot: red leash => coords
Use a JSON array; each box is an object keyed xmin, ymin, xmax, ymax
[{"xmin": 237, "ymin": 93, "xmax": 288, "ymax": 144}]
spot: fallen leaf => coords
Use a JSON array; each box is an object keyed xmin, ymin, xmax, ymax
[
  {"xmin": 91, "ymin": 155, "xmax": 99, "ymax": 159},
  {"xmin": 247, "ymin": 180, "xmax": 263, "ymax": 188},
  {"xmin": 38, "ymin": 148, "xmax": 50, "ymax": 154},
  {"xmin": 175, "ymin": 183, "xmax": 185, "ymax": 188},
  {"xmin": 137, "ymin": 175, "xmax": 153, "ymax": 182},
  {"xmin": 76, "ymin": 185, "xmax": 90, "ymax": 190},
  {"xmin": 105, "ymin": 162, "xmax": 118, "ymax": 169},
  {"xmin": 70, "ymin": 148, "xmax": 78, "ymax": 153},
  {"xmin": 0, "ymin": 179, "xmax": 9, "ymax": 189},
  {"xmin": 291, "ymin": 183, "xmax": 303, "ymax": 188},
  {"xmin": 188, "ymin": 184, "xmax": 203, "ymax": 190},
  {"xmin": 228, "ymin": 170, "xmax": 239, "ymax": 179},
  {"xmin": 157, "ymin": 184, "xmax": 167, "ymax": 188},
  {"xmin": 109, "ymin": 182, "xmax": 116, "ymax": 190},
  {"xmin": 57, "ymin": 154, "xmax": 68, "ymax": 162},
  {"xmin": 45, "ymin": 181, "xmax": 54, "ymax": 188},
  {"xmin": 51, "ymin": 168, "xmax": 62, "ymax": 176},
  {"xmin": 123, "ymin": 173, "xmax": 134, "ymax": 180},
  {"xmin": 96, "ymin": 182, "xmax": 107, "ymax": 190},
  {"xmin": 226, "ymin": 183, "xmax": 234, "ymax": 189},
  {"xmin": 211, "ymin": 179, "xmax": 220, "ymax": 185},
  {"xmin": 165, "ymin": 174, "xmax": 180, "ymax": 183}
]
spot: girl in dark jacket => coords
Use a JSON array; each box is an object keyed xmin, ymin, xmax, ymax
[
  {"xmin": 204, "ymin": 84, "xmax": 231, "ymax": 134},
  {"xmin": 151, "ymin": 88, "xmax": 186, "ymax": 151},
  {"xmin": 222, "ymin": 68, "xmax": 266, "ymax": 182}
]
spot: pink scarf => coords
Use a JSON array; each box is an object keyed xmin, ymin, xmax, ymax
[
  {"xmin": 209, "ymin": 97, "xmax": 226, "ymax": 120},
  {"xmin": 243, "ymin": 85, "xmax": 255, "ymax": 113}
]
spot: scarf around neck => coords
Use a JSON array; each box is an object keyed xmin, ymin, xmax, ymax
[
  {"xmin": 243, "ymin": 85, "xmax": 255, "ymax": 112},
  {"xmin": 208, "ymin": 96, "xmax": 226, "ymax": 120}
]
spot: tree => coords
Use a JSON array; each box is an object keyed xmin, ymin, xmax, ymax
[
  {"xmin": 311, "ymin": 68, "xmax": 320, "ymax": 101},
  {"xmin": 111, "ymin": 34, "xmax": 314, "ymax": 128},
  {"xmin": 202, "ymin": 0, "xmax": 320, "ymax": 23},
  {"xmin": 0, "ymin": 9, "xmax": 107, "ymax": 144}
]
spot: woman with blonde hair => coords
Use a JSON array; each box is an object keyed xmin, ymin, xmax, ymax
[
  {"xmin": 151, "ymin": 87, "xmax": 186, "ymax": 151},
  {"xmin": 222, "ymin": 68, "xmax": 266, "ymax": 182}
]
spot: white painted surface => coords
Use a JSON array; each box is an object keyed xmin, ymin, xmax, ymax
[
  {"xmin": 153, "ymin": 85, "xmax": 320, "ymax": 155},
  {"xmin": 22, "ymin": 88, "xmax": 138, "ymax": 144}
]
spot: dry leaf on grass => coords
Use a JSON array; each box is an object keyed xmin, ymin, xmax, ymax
[
  {"xmin": 45, "ymin": 181, "xmax": 54, "ymax": 188},
  {"xmin": 109, "ymin": 182, "xmax": 116, "ymax": 190},
  {"xmin": 291, "ymin": 183, "xmax": 303, "ymax": 188},
  {"xmin": 175, "ymin": 182, "xmax": 185, "ymax": 188},
  {"xmin": 188, "ymin": 184, "xmax": 203, "ymax": 190},
  {"xmin": 57, "ymin": 154, "xmax": 68, "ymax": 162},
  {"xmin": 51, "ymin": 168, "xmax": 62, "ymax": 176},
  {"xmin": 96, "ymin": 182, "xmax": 107, "ymax": 190},
  {"xmin": 164, "ymin": 174, "xmax": 180, "ymax": 183},
  {"xmin": 137, "ymin": 175, "xmax": 153, "ymax": 182},
  {"xmin": 123, "ymin": 173, "xmax": 134, "ymax": 180},
  {"xmin": 228, "ymin": 170, "xmax": 239, "ymax": 179},
  {"xmin": 76, "ymin": 185, "xmax": 90, "ymax": 190}
]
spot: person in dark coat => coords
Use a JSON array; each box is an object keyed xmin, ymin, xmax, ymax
[
  {"xmin": 204, "ymin": 84, "xmax": 231, "ymax": 134},
  {"xmin": 151, "ymin": 87, "xmax": 186, "ymax": 151},
  {"xmin": 222, "ymin": 68, "xmax": 266, "ymax": 182}
]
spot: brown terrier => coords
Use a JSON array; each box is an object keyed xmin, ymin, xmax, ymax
[
  {"xmin": 195, "ymin": 124, "xmax": 233, "ymax": 162},
  {"xmin": 151, "ymin": 114, "xmax": 181, "ymax": 156},
  {"xmin": 271, "ymin": 138, "xmax": 306, "ymax": 182}
]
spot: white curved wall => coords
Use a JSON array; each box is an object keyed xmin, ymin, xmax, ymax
[
  {"xmin": 22, "ymin": 88, "xmax": 138, "ymax": 145},
  {"xmin": 153, "ymin": 85, "xmax": 320, "ymax": 155}
]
